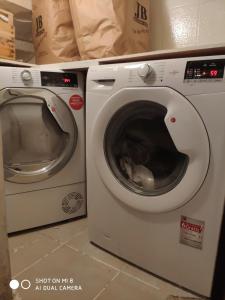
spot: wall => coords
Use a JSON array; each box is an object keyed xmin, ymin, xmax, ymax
[{"xmin": 150, "ymin": 0, "xmax": 225, "ymax": 50}]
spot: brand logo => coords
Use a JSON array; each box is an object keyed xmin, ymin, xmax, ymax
[
  {"xmin": 35, "ymin": 15, "xmax": 45, "ymax": 37},
  {"xmin": 134, "ymin": 1, "xmax": 148, "ymax": 27}
]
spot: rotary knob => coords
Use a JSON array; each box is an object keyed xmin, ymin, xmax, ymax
[
  {"xmin": 138, "ymin": 64, "xmax": 152, "ymax": 79},
  {"xmin": 21, "ymin": 70, "xmax": 32, "ymax": 81}
]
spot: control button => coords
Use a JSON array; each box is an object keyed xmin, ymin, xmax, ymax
[
  {"xmin": 21, "ymin": 70, "xmax": 32, "ymax": 81},
  {"xmin": 138, "ymin": 64, "xmax": 152, "ymax": 79}
]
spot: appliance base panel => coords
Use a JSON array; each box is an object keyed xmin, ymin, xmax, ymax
[{"xmin": 6, "ymin": 182, "xmax": 86, "ymax": 233}]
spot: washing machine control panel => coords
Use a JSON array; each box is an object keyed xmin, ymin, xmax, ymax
[
  {"xmin": 138, "ymin": 64, "xmax": 153, "ymax": 79},
  {"xmin": 21, "ymin": 70, "xmax": 32, "ymax": 81},
  {"xmin": 184, "ymin": 59, "xmax": 225, "ymax": 80},
  {"xmin": 41, "ymin": 72, "xmax": 78, "ymax": 88}
]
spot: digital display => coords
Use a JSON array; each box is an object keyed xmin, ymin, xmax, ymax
[
  {"xmin": 184, "ymin": 59, "xmax": 225, "ymax": 80},
  {"xmin": 41, "ymin": 72, "xmax": 78, "ymax": 87},
  {"xmin": 64, "ymin": 78, "xmax": 71, "ymax": 83}
]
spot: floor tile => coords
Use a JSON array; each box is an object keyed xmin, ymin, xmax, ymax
[
  {"xmin": 38, "ymin": 218, "xmax": 87, "ymax": 244},
  {"xmin": 9, "ymin": 221, "xmax": 203, "ymax": 300},
  {"xmin": 67, "ymin": 228, "xmax": 198, "ymax": 298},
  {"xmin": 9, "ymin": 230, "xmax": 42, "ymax": 252},
  {"xmin": 76, "ymin": 230, "xmax": 198, "ymax": 298},
  {"xmin": 67, "ymin": 229, "xmax": 126, "ymax": 270},
  {"xmin": 121, "ymin": 263, "xmax": 163, "ymax": 289},
  {"xmin": 14, "ymin": 245, "xmax": 118, "ymax": 300},
  {"xmin": 9, "ymin": 231, "xmax": 59, "ymax": 276},
  {"xmin": 96, "ymin": 272, "xmax": 163, "ymax": 300},
  {"xmin": 121, "ymin": 264, "xmax": 196, "ymax": 298}
]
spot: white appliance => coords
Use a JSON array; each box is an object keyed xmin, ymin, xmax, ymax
[
  {"xmin": 86, "ymin": 56, "xmax": 225, "ymax": 298},
  {"xmin": 0, "ymin": 67, "xmax": 86, "ymax": 233}
]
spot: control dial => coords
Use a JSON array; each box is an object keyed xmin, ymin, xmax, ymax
[
  {"xmin": 138, "ymin": 64, "xmax": 152, "ymax": 79},
  {"xmin": 21, "ymin": 70, "xmax": 32, "ymax": 81}
]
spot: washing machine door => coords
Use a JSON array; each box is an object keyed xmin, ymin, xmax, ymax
[
  {"xmin": 0, "ymin": 88, "xmax": 77, "ymax": 183},
  {"xmin": 91, "ymin": 87, "xmax": 210, "ymax": 213}
]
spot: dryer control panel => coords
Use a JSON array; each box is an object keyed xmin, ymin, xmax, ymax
[
  {"xmin": 41, "ymin": 72, "xmax": 78, "ymax": 87},
  {"xmin": 184, "ymin": 59, "xmax": 225, "ymax": 80}
]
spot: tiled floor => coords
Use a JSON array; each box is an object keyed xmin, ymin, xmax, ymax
[{"xmin": 9, "ymin": 218, "xmax": 202, "ymax": 300}]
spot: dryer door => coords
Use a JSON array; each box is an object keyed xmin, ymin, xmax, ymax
[
  {"xmin": 91, "ymin": 87, "xmax": 210, "ymax": 213},
  {"xmin": 0, "ymin": 88, "xmax": 77, "ymax": 183}
]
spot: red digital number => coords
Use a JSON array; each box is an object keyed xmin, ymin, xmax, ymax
[
  {"xmin": 210, "ymin": 70, "xmax": 218, "ymax": 77},
  {"xmin": 64, "ymin": 78, "xmax": 71, "ymax": 83}
]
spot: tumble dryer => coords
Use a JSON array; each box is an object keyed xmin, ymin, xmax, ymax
[
  {"xmin": 0, "ymin": 67, "xmax": 86, "ymax": 233},
  {"xmin": 86, "ymin": 56, "xmax": 225, "ymax": 297}
]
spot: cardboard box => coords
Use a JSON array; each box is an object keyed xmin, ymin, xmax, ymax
[
  {"xmin": 0, "ymin": 55, "xmax": 16, "ymax": 61},
  {"xmin": 0, "ymin": 37, "xmax": 14, "ymax": 49},
  {"xmin": 0, "ymin": 32, "xmax": 15, "ymax": 60},
  {"xmin": 0, "ymin": 28, "xmax": 15, "ymax": 39},
  {"xmin": 0, "ymin": 9, "xmax": 15, "ymax": 52},
  {"xmin": 0, "ymin": 46, "xmax": 15, "ymax": 60},
  {"xmin": 0, "ymin": 9, "xmax": 14, "ymax": 26},
  {"xmin": 0, "ymin": 22, "xmax": 14, "ymax": 35}
]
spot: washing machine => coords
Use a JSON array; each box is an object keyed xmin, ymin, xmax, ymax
[
  {"xmin": 0, "ymin": 67, "xmax": 86, "ymax": 233},
  {"xmin": 86, "ymin": 56, "xmax": 225, "ymax": 298}
]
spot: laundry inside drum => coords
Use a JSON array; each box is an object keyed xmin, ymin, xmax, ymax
[{"xmin": 104, "ymin": 101, "xmax": 189, "ymax": 196}]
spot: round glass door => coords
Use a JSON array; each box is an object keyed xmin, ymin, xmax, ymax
[
  {"xmin": 104, "ymin": 101, "xmax": 189, "ymax": 196},
  {"xmin": 0, "ymin": 88, "xmax": 77, "ymax": 183},
  {"xmin": 91, "ymin": 87, "xmax": 210, "ymax": 213}
]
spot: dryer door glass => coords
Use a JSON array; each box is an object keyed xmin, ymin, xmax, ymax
[
  {"xmin": 0, "ymin": 92, "xmax": 77, "ymax": 183},
  {"xmin": 104, "ymin": 101, "xmax": 189, "ymax": 196}
]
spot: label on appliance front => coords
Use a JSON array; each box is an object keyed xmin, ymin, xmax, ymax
[
  {"xmin": 69, "ymin": 95, "xmax": 84, "ymax": 110},
  {"xmin": 180, "ymin": 216, "xmax": 205, "ymax": 249}
]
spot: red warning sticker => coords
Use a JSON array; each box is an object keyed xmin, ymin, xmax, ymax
[
  {"xmin": 69, "ymin": 95, "xmax": 84, "ymax": 110},
  {"xmin": 180, "ymin": 216, "xmax": 205, "ymax": 249}
]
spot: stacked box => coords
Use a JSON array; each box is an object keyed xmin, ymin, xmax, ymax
[{"xmin": 0, "ymin": 9, "xmax": 15, "ymax": 60}]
